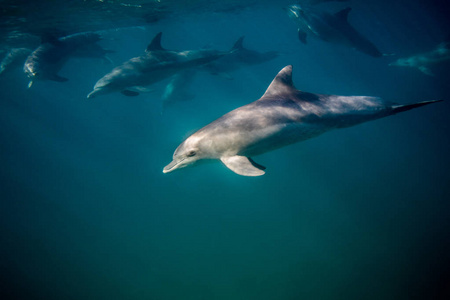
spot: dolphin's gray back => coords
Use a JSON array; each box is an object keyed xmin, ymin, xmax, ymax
[{"xmin": 256, "ymin": 90, "xmax": 391, "ymax": 126}]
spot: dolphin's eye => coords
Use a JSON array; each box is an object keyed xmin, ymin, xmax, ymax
[{"xmin": 187, "ymin": 150, "xmax": 196, "ymax": 157}]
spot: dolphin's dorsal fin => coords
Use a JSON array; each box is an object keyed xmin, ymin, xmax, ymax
[
  {"xmin": 232, "ymin": 36, "xmax": 245, "ymax": 50},
  {"xmin": 334, "ymin": 7, "xmax": 352, "ymax": 22},
  {"xmin": 261, "ymin": 65, "xmax": 297, "ymax": 98},
  {"xmin": 146, "ymin": 32, "xmax": 165, "ymax": 52}
]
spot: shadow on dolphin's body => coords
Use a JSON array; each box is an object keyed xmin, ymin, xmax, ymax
[
  {"xmin": 24, "ymin": 32, "xmax": 111, "ymax": 87},
  {"xmin": 87, "ymin": 32, "xmax": 228, "ymax": 99},
  {"xmin": 163, "ymin": 65, "xmax": 442, "ymax": 176},
  {"xmin": 286, "ymin": 4, "xmax": 385, "ymax": 57},
  {"xmin": 389, "ymin": 41, "xmax": 450, "ymax": 76}
]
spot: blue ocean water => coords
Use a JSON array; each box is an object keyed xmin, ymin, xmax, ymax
[{"xmin": 1, "ymin": 0, "xmax": 449, "ymax": 299}]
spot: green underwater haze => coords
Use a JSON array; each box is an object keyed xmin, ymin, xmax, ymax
[{"xmin": 0, "ymin": 0, "xmax": 449, "ymax": 299}]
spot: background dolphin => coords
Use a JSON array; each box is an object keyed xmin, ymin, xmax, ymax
[
  {"xmin": 87, "ymin": 32, "xmax": 227, "ymax": 99},
  {"xmin": 0, "ymin": 48, "xmax": 32, "ymax": 76},
  {"xmin": 202, "ymin": 36, "xmax": 279, "ymax": 78},
  {"xmin": 389, "ymin": 41, "xmax": 450, "ymax": 76},
  {"xmin": 286, "ymin": 5, "xmax": 384, "ymax": 57},
  {"xmin": 164, "ymin": 65, "xmax": 441, "ymax": 176},
  {"xmin": 24, "ymin": 32, "xmax": 109, "ymax": 87},
  {"xmin": 161, "ymin": 36, "xmax": 279, "ymax": 112}
]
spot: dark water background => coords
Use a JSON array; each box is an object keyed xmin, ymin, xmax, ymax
[{"xmin": 1, "ymin": 0, "xmax": 449, "ymax": 299}]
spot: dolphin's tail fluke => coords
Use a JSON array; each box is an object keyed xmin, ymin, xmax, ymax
[{"xmin": 392, "ymin": 100, "xmax": 443, "ymax": 114}]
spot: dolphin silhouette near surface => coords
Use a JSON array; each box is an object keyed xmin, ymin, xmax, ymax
[
  {"xmin": 163, "ymin": 65, "xmax": 442, "ymax": 176},
  {"xmin": 286, "ymin": 5, "xmax": 385, "ymax": 57}
]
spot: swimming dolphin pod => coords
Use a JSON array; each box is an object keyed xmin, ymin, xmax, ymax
[
  {"xmin": 163, "ymin": 65, "xmax": 442, "ymax": 176},
  {"xmin": 87, "ymin": 32, "xmax": 228, "ymax": 99}
]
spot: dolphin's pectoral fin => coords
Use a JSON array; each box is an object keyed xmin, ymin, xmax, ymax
[
  {"xmin": 418, "ymin": 66, "xmax": 434, "ymax": 76},
  {"xmin": 121, "ymin": 90, "xmax": 140, "ymax": 96},
  {"xmin": 131, "ymin": 86, "xmax": 154, "ymax": 93},
  {"xmin": 50, "ymin": 74, "xmax": 69, "ymax": 82},
  {"xmin": 220, "ymin": 156, "xmax": 266, "ymax": 176},
  {"xmin": 298, "ymin": 30, "xmax": 307, "ymax": 44}
]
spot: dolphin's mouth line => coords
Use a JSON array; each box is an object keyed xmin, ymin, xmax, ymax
[{"xmin": 163, "ymin": 157, "xmax": 185, "ymax": 173}]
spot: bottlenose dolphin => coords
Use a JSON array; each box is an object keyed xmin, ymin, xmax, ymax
[
  {"xmin": 24, "ymin": 32, "xmax": 109, "ymax": 87},
  {"xmin": 163, "ymin": 65, "xmax": 441, "ymax": 176},
  {"xmin": 87, "ymin": 32, "xmax": 226, "ymax": 99},
  {"xmin": 202, "ymin": 36, "xmax": 279, "ymax": 78},
  {"xmin": 161, "ymin": 36, "xmax": 279, "ymax": 112},
  {"xmin": 286, "ymin": 5, "xmax": 384, "ymax": 57},
  {"xmin": 389, "ymin": 42, "xmax": 450, "ymax": 76},
  {"xmin": 0, "ymin": 48, "xmax": 32, "ymax": 76}
]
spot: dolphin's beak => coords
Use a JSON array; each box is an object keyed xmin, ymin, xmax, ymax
[
  {"xmin": 87, "ymin": 90, "xmax": 97, "ymax": 99},
  {"xmin": 163, "ymin": 159, "xmax": 180, "ymax": 173}
]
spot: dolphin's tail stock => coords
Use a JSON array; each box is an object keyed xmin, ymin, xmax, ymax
[{"xmin": 391, "ymin": 100, "xmax": 443, "ymax": 114}]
